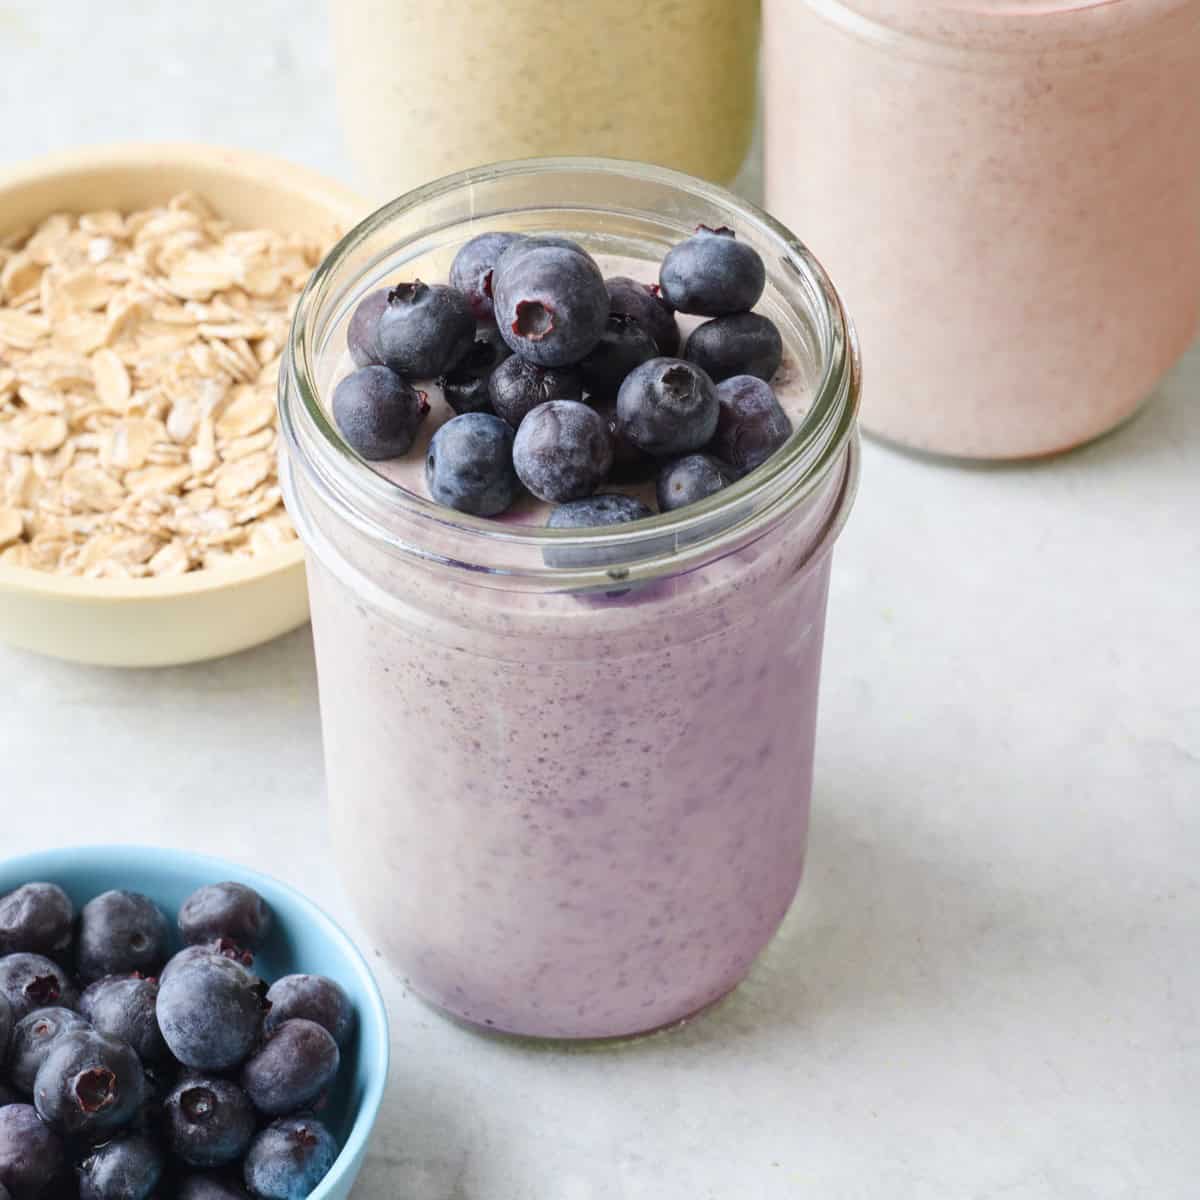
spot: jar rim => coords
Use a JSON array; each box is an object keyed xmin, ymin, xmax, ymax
[{"xmin": 280, "ymin": 157, "xmax": 860, "ymax": 588}]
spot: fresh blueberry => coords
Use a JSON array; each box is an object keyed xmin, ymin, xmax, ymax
[
  {"xmin": 604, "ymin": 276, "xmax": 680, "ymax": 356},
  {"xmin": 493, "ymin": 245, "xmax": 609, "ymax": 367},
  {"xmin": 159, "ymin": 940, "xmax": 254, "ymax": 988},
  {"xmin": 425, "ymin": 413, "xmax": 520, "ymax": 516},
  {"xmin": 712, "ymin": 375, "xmax": 794, "ymax": 475},
  {"xmin": 656, "ymin": 454, "xmax": 734, "ymax": 512},
  {"xmin": 179, "ymin": 1176, "xmax": 252, "ymax": 1200},
  {"xmin": 164, "ymin": 1078, "xmax": 256, "ymax": 1169},
  {"xmin": 178, "ymin": 883, "xmax": 272, "ymax": 954},
  {"xmin": 346, "ymin": 288, "xmax": 388, "ymax": 368},
  {"xmin": 7, "ymin": 1008, "xmax": 91, "ymax": 1095},
  {"xmin": 78, "ymin": 1133, "xmax": 163, "ymax": 1200},
  {"xmin": 33, "ymin": 1029, "xmax": 144, "ymax": 1140},
  {"xmin": 547, "ymin": 494, "xmax": 654, "ymax": 530},
  {"xmin": 0, "ymin": 885, "xmax": 74, "ymax": 959},
  {"xmin": 332, "ymin": 365, "xmax": 430, "ymax": 462},
  {"xmin": 659, "ymin": 226, "xmax": 766, "ymax": 316},
  {"xmin": 616, "ymin": 358, "xmax": 719, "ymax": 457},
  {"xmin": 375, "ymin": 281, "xmax": 476, "ymax": 379},
  {"xmin": 0, "ymin": 1103, "xmax": 66, "ymax": 1198},
  {"xmin": 587, "ymin": 395, "xmax": 657, "ymax": 483},
  {"xmin": 263, "ymin": 976, "xmax": 355, "ymax": 1048},
  {"xmin": 156, "ymin": 954, "xmax": 266, "ymax": 1071},
  {"xmin": 77, "ymin": 891, "xmax": 169, "ymax": 985},
  {"xmin": 0, "ymin": 955, "xmax": 78, "ymax": 1021},
  {"xmin": 683, "ymin": 312, "xmax": 782, "ymax": 383},
  {"xmin": 240, "ymin": 1019, "xmax": 340, "ymax": 1118},
  {"xmin": 449, "ymin": 232, "xmax": 525, "ymax": 321},
  {"xmin": 544, "ymin": 494, "xmax": 656, "ymax": 571},
  {"xmin": 578, "ymin": 313, "xmax": 657, "ymax": 401},
  {"xmin": 512, "ymin": 400, "xmax": 613, "ymax": 503},
  {"xmin": 79, "ymin": 976, "xmax": 167, "ymax": 1064},
  {"xmin": 243, "ymin": 1117, "xmax": 338, "ymax": 1200},
  {"xmin": 438, "ymin": 325, "xmax": 512, "ymax": 415},
  {"xmin": 488, "ymin": 355, "xmax": 582, "ymax": 428}
]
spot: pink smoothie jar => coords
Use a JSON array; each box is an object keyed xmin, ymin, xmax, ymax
[
  {"xmin": 279, "ymin": 160, "xmax": 861, "ymax": 1039},
  {"xmin": 765, "ymin": 0, "xmax": 1200, "ymax": 459}
]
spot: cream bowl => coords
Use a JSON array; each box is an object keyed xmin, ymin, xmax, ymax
[{"xmin": 0, "ymin": 143, "xmax": 364, "ymax": 666}]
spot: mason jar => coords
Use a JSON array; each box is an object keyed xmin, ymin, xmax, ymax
[
  {"xmin": 331, "ymin": 1, "xmax": 760, "ymax": 198},
  {"xmin": 279, "ymin": 159, "xmax": 860, "ymax": 1039},
  {"xmin": 765, "ymin": 0, "xmax": 1200, "ymax": 459}
]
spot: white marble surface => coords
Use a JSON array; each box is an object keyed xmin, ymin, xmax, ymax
[{"xmin": 2, "ymin": 3, "xmax": 1197, "ymax": 1197}]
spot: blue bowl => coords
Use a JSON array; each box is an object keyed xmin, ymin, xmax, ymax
[{"xmin": 0, "ymin": 845, "xmax": 389, "ymax": 1200}]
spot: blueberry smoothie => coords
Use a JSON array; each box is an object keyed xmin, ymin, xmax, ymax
[{"xmin": 280, "ymin": 162, "xmax": 860, "ymax": 1039}]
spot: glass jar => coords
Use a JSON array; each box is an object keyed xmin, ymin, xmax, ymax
[
  {"xmin": 331, "ymin": 1, "xmax": 760, "ymax": 199},
  {"xmin": 765, "ymin": 0, "xmax": 1200, "ymax": 459},
  {"xmin": 279, "ymin": 159, "xmax": 860, "ymax": 1040}
]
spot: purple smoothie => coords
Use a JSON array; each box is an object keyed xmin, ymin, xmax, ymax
[{"xmin": 280, "ymin": 166, "xmax": 860, "ymax": 1039}]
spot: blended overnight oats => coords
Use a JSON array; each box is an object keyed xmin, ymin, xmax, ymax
[{"xmin": 280, "ymin": 161, "xmax": 860, "ymax": 1039}]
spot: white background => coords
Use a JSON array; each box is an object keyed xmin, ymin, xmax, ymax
[{"xmin": 2, "ymin": 3, "xmax": 1197, "ymax": 1196}]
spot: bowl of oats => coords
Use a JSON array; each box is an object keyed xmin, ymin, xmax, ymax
[{"xmin": 0, "ymin": 143, "xmax": 364, "ymax": 666}]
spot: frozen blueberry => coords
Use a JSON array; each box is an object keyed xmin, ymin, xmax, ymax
[
  {"xmin": 346, "ymin": 288, "xmax": 388, "ymax": 368},
  {"xmin": 241, "ymin": 1020, "xmax": 340, "ymax": 1118},
  {"xmin": 683, "ymin": 312, "xmax": 782, "ymax": 384},
  {"xmin": 332, "ymin": 365, "xmax": 430, "ymax": 462},
  {"xmin": 156, "ymin": 954, "xmax": 266, "ymax": 1071},
  {"xmin": 375, "ymin": 281, "xmax": 476, "ymax": 379},
  {"xmin": 179, "ymin": 1177, "xmax": 252, "ymax": 1200},
  {"xmin": 179, "ymin": 883, "xmax": 272, "ymax": 954},
  {"xmin": 0, "ymin": 885, "xmax": 74, "ymax": 959},
  {"xmin": 159, "ymin": 940, "xmax": 254, "ymax": 988},
  {"xmin": 0, "ymin": 955, "xmax": 78, "ymax": 1021},
  {"xmin": 616, "ymin": 358, "xmax": 719, "ymax": 457},
  {"xmin": 0, "ymin": 1103, "xmax": 66, "ymax": 1199},
  {"xmin": 164, "ymin": 1078, "xmax": 256, "ymax": 1169},
  {"xmin": 659, "ymin": 226, "xmax": 766, "ymax": 316},
  {"xmin": 439, "ymin": 325, "xmax": 512, "ymax": 415},
  {"xmin": 7, "ymin": 1008, "xmax": 91, "ymax": 1095},
  {"xmin": 604, "ymin": 276, "xmax": 680, "ymax": 356},
  {"xmin": 78, "ymin": 1133, "xmax": 163, "ymax": 1200},
  {"xmin": 586, "ymin": 395, "xmax": 656, "ymax": 483},
  {"xmin": 493, "ymin": 245, "xmax": 609, "ymax": 367},
  {"xmin": 488, "ymin": 355, "xmax": 582, "ymax": 428},
  {"xmin": 656, "ymin": 454, "xmax": 734, "ymax": 512},
  {"xmin": 578, "ymin": 313, "xmax": 657, "ymax": 401},
  {"xmin": 77, "ymin": 892, "xmax": 169, "ymax": 985},
  {"xmin": 33, "ymin": 1029, "xmax": 144, "ymax": 1140},
  {"xmin": 449, "ymin": 232, "xmax": 525, "ymax": 320},
  {"xmin": 263, "ymin": 976, "xmax": 354, "ymax": 1048},
  {"xmin": 79, "ymin": 977, "xmax": 167, "ymax": 1064},
  {"xmin": 512, "ymin": 400, "xmax": 612, "ymax": 503},
  {"xmin": 713, "ymin": 375, "xmax": 794, "ymax": 476},
  {"xmin": 544, "ymin": 494, "xmax": 656, "ymax": 571},
  {"xmin": 425, "ymin": 413, "xmax": 521, "ymax": 516},
  {"xmin": 243, "ymin": 1116, "xmax": 337, "ymax": 1200}
]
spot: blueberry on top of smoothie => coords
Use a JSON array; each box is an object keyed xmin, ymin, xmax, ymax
[
  {"xmin": 659, "ymin": 225, "xmax": 765, "ymax": 317},
  {"xmin": 712, "ymin": 375, "xmax": 794, "ymax": 476},
  {"xmin": 656, "ymin": 454, "xmax": 733, "ymax": 512},
  {"xmin": 376, "ymin": 281, "xmax": 476, "ymax": 379},
  {"xmin": 450, "ymin": 232, "xmax": 526, "ymax": 321},
  {"xmin": 346, "ymin": 288, "xmax": 389, "ymax": 368},
  {"xmin": 492, "ymin": 244, "xmax": 610, "ymax": 367},
  {"xmin": 616, "ymin": 358, "xmax": 719, "ymax": 457},
  {"xmin": 587, "ymin": 394, "xmax": 656, "ymax": 484},
  {"xmin": 579, "ymin": 313, "xmax": 658, "ymax": 401},
  {"xmin": 604, "ymin": 276, "xmax": 680, "ymax": 356},
  {"xmin": 333, "ymin": 365, "xmax": 430, "ymax": 462},
  {"xmin": 512, "ymin": 400, "xmax": 613, "ymax": 503},
  {"xmin": 426, "ymin": 412, "xmax": 521, "ymax": 516},
  {"xmin": 547, "ymin": 493, "xmax": 654, "ymax": 530},
  {"xmin": 684, "ymin": 311, "xmax": 782, "ymax": 384},
  {"xmin": 488, "ymin": 355, "xmax": 582, "ymax": 428},
  {"xmin": 439, "ymin": 324, "xmax": 512, "ymax": 415}
]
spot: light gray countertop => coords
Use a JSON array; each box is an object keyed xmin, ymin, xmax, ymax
[{"xmin": 1, "ymin": 3, "xmax": 1196, "ymax": 1197}]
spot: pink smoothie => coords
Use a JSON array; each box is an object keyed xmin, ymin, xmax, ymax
[
  {"xmin": 765, "ymin": 0, "xmax": 1200, "ymax": 459},
  {"xmin": 289, "ymin": 253, "xmax": 857, "ymax": 1039}
]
